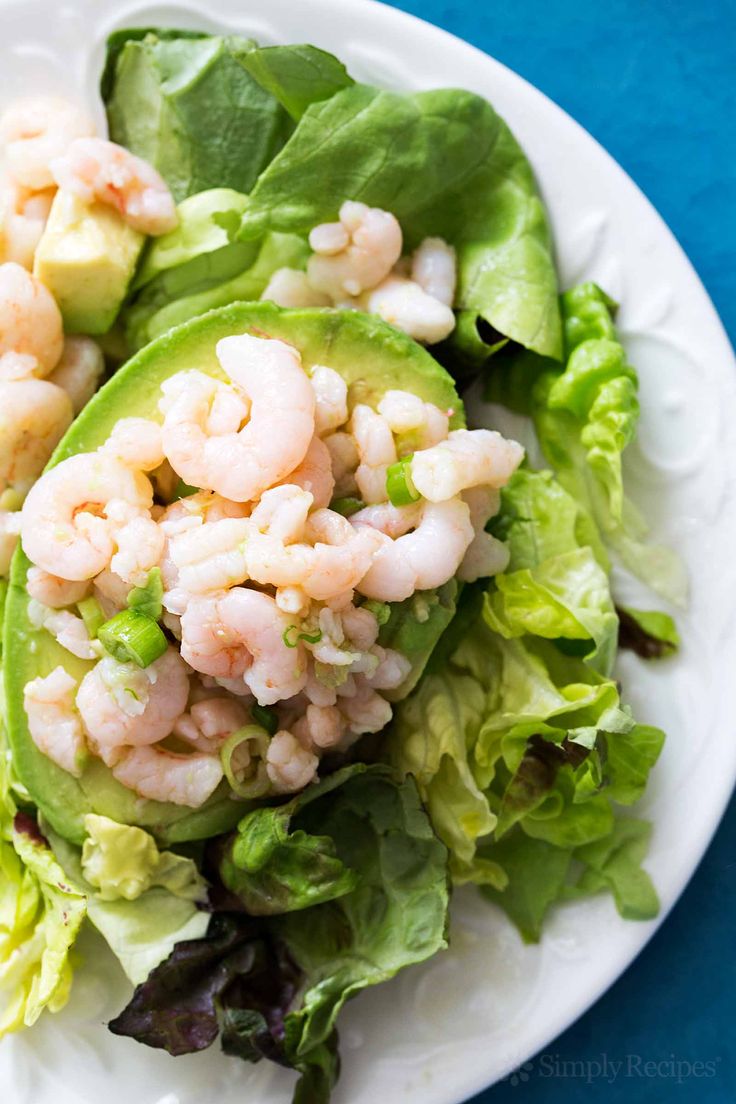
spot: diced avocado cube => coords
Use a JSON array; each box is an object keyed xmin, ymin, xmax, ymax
[{"xmin": 34, "ymin": 190, "xmax": 144, "ymax": 334}]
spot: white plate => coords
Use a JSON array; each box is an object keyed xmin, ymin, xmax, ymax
[{"xmin": 2, "ymin": 1, "xmax": 735, "ymax": 1102}]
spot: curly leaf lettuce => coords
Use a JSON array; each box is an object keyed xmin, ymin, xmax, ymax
[
  {"xmin": 238, "ymin": 83, "xmax": 562, "ymax": 359},
  {"xmin": 0, "ymin": 814, "xmax": 86, "ymax": 1036}
]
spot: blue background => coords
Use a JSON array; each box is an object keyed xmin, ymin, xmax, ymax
[{"xmin": 382, "ymin": 2, "xmax": 736, "ymax": 1101}]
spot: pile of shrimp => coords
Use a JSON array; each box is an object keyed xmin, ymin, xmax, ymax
[
  {"xmin": 0, "ymin": 95, "xmax": 177, "ymax": 570},
  {"xmin": 261, "ymin": 200, "xmax": 458, "ymax": 345},
  {"xmin": 19, "ymin": 332, "xmax": 524, "ymax": 809}
]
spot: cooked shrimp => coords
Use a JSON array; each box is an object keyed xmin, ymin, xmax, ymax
[
  {"xmin": 103, "ymin": 418, "xmax": 165, "ymax": 471},
  {"xmin": 77, "ymin": 647, "xmax": 190, "ymax": 765},
  {"xmin": 93, "ymin": 566, "xmax": 130, "ymax": 617},
  {"xmin": 354, "ymin": 497, "xmax": 473, "ymax": 601},
  {"xmin": 360, "ymin": 275, "xmax": 456, "ymax": 344},
  {"xmin": 410, "ymin": 429, "xmax": 524, "ymax": 502},
  {"xmin": 377, "ymin": 389, "xmax": 450, "ymax": 450},
  {"xmin": 161, "ymin": 335, "xmax": 315, "ymax": 503},
  {"xmin": 340, "ymin": 603, "xmax": 380, "ymax": 651},
  {"xmin": 110, "ymin": 514, "xmax": 165, "ymax": 587},
  {"xmin": 351, "ymin": 403, "xmax": 397, "ymax": 504},
  {"xmin": 173, "ymin": 696, "xmax": 249, "ymax": 753},
  {"xmin": 181, "ymin": 587, "xmax": 308, "ymax": 705},
  {"xmin": 26, "ymin": 565, "xmax": 89, "ymax": 607},
  {"xmin": 169, "ymin": 515, "xmax": 251, "ymax": 596},
  {"xmin": 158, "ymin": 492, "xmax": 249, "ymax": 611},
  {"xmin": 276, "ymin": 435, "xmax": 334, "ymax": 509},
  {"xmin": 299, "ymin": 508, "xmax": 383, "ymax": 600},
  {"xmin": 337, "ymin": 677, "xmax": 392, "ymax": 735},
  {"xmin": 0, "ymin": 175, "xmax": 54, "ymax": 269},
  {"xmin": 49, "ymin": 336, "xmax": 104, "ymax": 415},
  {"xmin": 50, "ymin": 137, "xmax": 177, "ymax": 235},
  {"xmin": 0, "ymin": 96, "xmax": 94, "ymax": 190},
  {"xmin": 351, "ymin": 500, "xmax": 423, "ymax": 539},
  {"xmin": 365, "ymin": 646, "xmax": 412, "ymax": 690},
  {"xmin": 307, "ymin": 201, "xmax": 402, "ymax": 299},
  {"xmin": 324, "ymin": 431, "xmax": 359, "ymax": 496},
  {"xmin": 458, "ymin": 486, "xmax": 510, "ymax": 582},
  {"xmin": 275, "ymin": 585, "xmax": 311, "ymax": 617},
  {"xmin": 0, "ymin": 378, "xmax": 73, "ymax": 498},
  {"xmin": 261, "ymin": 267, "xmax": 331, "ymax": 308},
  {"xmin": 20, "ymin": 452, "xmax": 153, "ymax": 580},
  {"xmin": 0, "ymin": 510, "xmax": 21, "ymax": 575},
  {"xmin": 310, "ymin": 365, "xmax": 348, "ymax": 437},
  {"xmin": 0, "ymin": 351, "xmax": 38, "ymax": 381},
  {"xmin": 0, "ymin": 262, "xmax": 63, "ymax": 375},
  {"xmin": 27, "ymin": 598, "xmax": 101, "ymax": 660},
  {"xmin": 411, "ymin": 237, "xmax": 457, "ymax": 306},
  {"xmin": 24, "ymin": 666, "xmax": 87, "ymax": 776},
  {"xmin": 265, "ymin": 730, "xmax": 319, "ymax": 793},
  {"xmin": 112, "ymin": 745, "xmax": 223, "ymax": 808},
  {"xmin": 292, "ymin": 703, "xmax": 346, "ymax": 750}
]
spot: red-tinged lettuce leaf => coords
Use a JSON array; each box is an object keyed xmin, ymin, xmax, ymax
[{"xmin": 616, "ymin": 605, "xmax": 680, "ymax": 659}]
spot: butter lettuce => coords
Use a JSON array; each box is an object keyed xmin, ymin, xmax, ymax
[
  {"xmin": 81, "ymin": 814, "xmax": 206, "ymax": 903},
  {"xmin": 238, "ymin": 83, "xmax": 562, "ymax": 359},
  {"xmin": 617, "ymin": 606, "xmax": 680, "ymax": 659}
]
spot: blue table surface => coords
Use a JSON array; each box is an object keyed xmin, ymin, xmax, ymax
[{"xmin": 383, "ymin": 2, "xmax": 736, "ymax": 1101}]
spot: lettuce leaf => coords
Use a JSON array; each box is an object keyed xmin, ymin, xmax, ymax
[
  {"xmin": 237, "ymin": 44, "xmax": 353, "ymax": 121},
  {"xmin": 80, "ymin": 814, "xmax": 206, "ymax": 903},
  {"xmin": 238, "ymin": 83, "xmax": 562, "ymax": 359},
  {"xmin": 103, "ymin": 31, "xmax": 294, "ymax": 202},
  {"xmin": 617, "ymin": 606, "xmax": 680, "ymax": 659},
  {"xmin": 0, "ymin": 814, "xmax": 86, "ymax": 1036}
]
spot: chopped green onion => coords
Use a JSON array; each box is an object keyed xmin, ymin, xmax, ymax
[
  {"xmin": 361, "ymin": 599, "xmax": 391, "ymax": 627},
  {"xmin": 176, "ymin": 478, "xmax": 199, "ymax": 499},
  {"xmin": 221, "ymin": 725, "xmax": 271, "ymax": 798},
  {"xmin": 251, "ymin": 703, "xmax": 278, "ymax": 736},
  {"xmin": 127, "ymin": 567, "xmax": 164, "ymax": 621},
  {"xmin": 282, "ymin": 625, "xmax": 323, "ymax": 648},
  {"xmin": 386, "ymin": 454, "xmax": 421, "ymax": 506},
  {"xmin": 98, "ymin": 610, "xmax": 168, "ymax": 668},
  {"xmin": 330, "ymin": 496, "xmax": 365, "ymax": 517},
  {"xmin": 77, "ymin": 596, "xmax": 105, "ymax": 638}
]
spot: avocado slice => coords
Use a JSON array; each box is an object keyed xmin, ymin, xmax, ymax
[
  {"xmin": 34, "ymin": 190, "xmax": 144, "ymax": 335},
  {"xmin": 3, "ymin": 302, "xmax": 463, "ymax": 846}
]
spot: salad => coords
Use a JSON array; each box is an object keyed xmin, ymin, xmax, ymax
[{"xmin": 0, "ymin": 26, "xmax": 685, "ymax": 1103}]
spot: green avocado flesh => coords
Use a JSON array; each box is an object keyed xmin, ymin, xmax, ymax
[{"xmin": 4, "ymin": 302, "xmax": 463, "ymax": 846}]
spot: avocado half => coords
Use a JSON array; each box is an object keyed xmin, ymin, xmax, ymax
[{"xmin": 3, "ymin": 302, "xmax": 463, "ymax": 845}]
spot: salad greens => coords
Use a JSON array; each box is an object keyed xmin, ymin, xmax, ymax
[{"xmin": 0, "ymin": 24, "xmax": 682, "ymax": 1104}]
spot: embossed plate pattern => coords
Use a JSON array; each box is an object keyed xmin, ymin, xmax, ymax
[{"xmin": 1, "ymin": 2, "xmax": 735, "ymax": 1102}]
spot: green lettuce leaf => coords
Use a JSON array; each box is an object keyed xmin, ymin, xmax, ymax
[
  {"xmin": 219, "ymin": 769, "xmax": 360, "ymax": 915},
  {"xmin": 0, "ymin": 814, "xmax": 86, "ymax": 1036},
  {"xmin": 567, "ymin": 818, "xmax": 659, "ymax": 920},
  {"xmin": 103, "ymin": 30, "xmax": 294, "ymax": 202},
  {"xmin": 617, "ymin": 606, "xmax": 680, "ymax": 659},
  {"xmin": 81, "ymin": 814, "xmax": 206, "ymax": 903},
  {"xmin": 377, "ymin": 579, "xmax": 458, "ymax": 701},
  {"xmin": 238, "ymin": 44, "xmax": 354, "ymax": 121},
  {"xmin": 238, "ymin": 83, "xmax": 562, "ymax": 359},
  {"xmin": 477, "ymin": 831, "xmax": 572, "ymax": 942}
]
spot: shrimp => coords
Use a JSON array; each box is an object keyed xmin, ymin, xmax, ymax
[
  {"xmin": 261, "ymin": 267, "xmax": 331, "ymax": 308},
  {"xmin": 292, "ymin": 703, "xmax": 346, "ymax": 749},
  {"xmin": 93, "ymin": 566, "xmax": 130, "ymax": 617},
  {"xmin": 181, "ymin": 587, "xmax": 308, "ymax": 705},
  {"xmin": 0, "ymin": 175, "xmax": 54, "ymax": 269},
  {"xmin": 324, "ymin": 431, "xmax": 359, "ymax": 496},
  {"xmin": 365, "ymin": 646, "xmax": 412, "ymax": 690},
  {"xmin": 410, "ymin": 429, "xmax": 524, "ymax": 502},
  {"xmin": 112, "ymin": 745, "xmax": 224, "ymax": 808},
  {"xmin": 20, "ymin": 452, "xmax": 153, "ymax": 580},
  {"xmin": 0, "ymin": 510, "xmax": 21, "ymax": 575},
  {"xmin": 27, "ymin": 598, "xmax": 101, "ymax": 660},
  {"xmin": 265, "ymin": 730, "xmax": 319, "ymax": 793},
  {"xmin": 160, "ymin": 335, "xmax": 316, "ymax": 503},
  {"xmin": 110, "ymin": 514, "xmax": 165, "ymax": 587},
  {"xmin": 276, "ymin": 435, "xmax": 334, "ymax": 509},
  {"xmin": 26, "ymin": 565, "xmax": 89, "ymax": 608},
  {"xmin": 158, "ymin": 491, "xmax": 249, "ymax": 611},
  {"xmin": 458, "ymin": 486, "xmax": 510, "ymax": 583},
  {"xmin": 50, "ymin": 137, "xmax": 177, "ymax": 236},
  {"xmin": 169, "ymin": 515, "xmax": 251, "ymax": 596},
  {"xmin": 0, "ymin": 262, "xmax": 63, "ymax": 376},
  {"xmin": 354, "ymin": 497, "xmax": 474, "ymax": 601},
  {"xmin": 411, "ymin": 237, "xmax": 457, "ymax": 306},
  {"xmin": 337, "ymin": 676, "xmax": 393, "ymax": 735},
  {"xmin": 0, "ymin": 378, "xmax": 73, "ymax": 498},
  {"xmin": 0, "ymin": 96, "xmax": 94, "ymax": 190},
  {"xmin": 49, "ymin": 336, "xmax": 104, "ymax": 415},
  {"xmin": 299, "ymin": 508, "xmax": 383, "ymax": 600},
  {"xmin": 103, "ymin": 417, "xmax": 165, "ymax": 471},
  {"xmin": 340, "ymin": 603, "xmax": 380, "ymax": 651},
  {"xmin": 350, "ymin": 403, "xmax": 397, "ymax": 505},
  {"xmin": 77, "ymin": 647, "xmax": 190, "ymax": 764},
  {"xmin": 24, "ymin": 666, "xmax": 87, "ymax": 776},
  {"xmin": 377, "ymin": 389, "xmax": 450, "ymax": 450},
  {"xmin": 307, "ymin": 201, "xmax": 402, "ymax": 300},
  {"xmin": 173, "ymin": 696, "xmax": 249, "ymax": 753},
  {"xmin": 360, "ymin": 275, "xmax": 456, "ymax": 344},
  {"xmin": 310, "ymin": 365, "xmax": 348, "ymax": 437}
]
